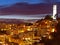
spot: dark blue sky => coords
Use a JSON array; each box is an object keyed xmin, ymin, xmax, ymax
[{"xmin": 0, "ymin": 0, "xmax": 60, "ymax": 6}]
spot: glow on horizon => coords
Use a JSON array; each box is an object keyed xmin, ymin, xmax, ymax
[{"xmin": 0, "ymin": 15, "xmax": 45, "ymax": 19}]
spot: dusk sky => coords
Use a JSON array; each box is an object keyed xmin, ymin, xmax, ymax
[
  {"xmin": 0, "ymin": 0, "xmax": 60, "ymax": 6},
  {"xmin": 0, "ymin": 0, "xmax": 60, "ymax": 19}
]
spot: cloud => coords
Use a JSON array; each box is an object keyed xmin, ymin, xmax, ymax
[
  {"xmin": 44, "ymin": 0, "xmax": 59, "ymax": 3},
  {"xmin": 0, "ymin": 0, "xmax": 22, "ymax": 6},
  {"xmin": 0, "ymin": 0, "xmax": 60, "ymax": 6}
]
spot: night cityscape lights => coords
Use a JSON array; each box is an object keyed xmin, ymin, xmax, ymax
[{"xmin": 0, "ymin": 18, "xmax": 58, "ymax": 45}]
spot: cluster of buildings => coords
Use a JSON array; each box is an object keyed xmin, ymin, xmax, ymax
[{"xmin": 0, "ymin": 17, "xmax": 58, "ymax": 45}]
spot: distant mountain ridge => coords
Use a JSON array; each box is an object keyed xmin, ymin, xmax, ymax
[{"xmin": 0, "ymin": 2, "xmax": 60, "ymax": 15}]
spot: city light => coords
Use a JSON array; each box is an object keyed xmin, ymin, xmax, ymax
[
  {"xmin": 51, "ymin": 28, "xmax": 55, "ymax": 32},
  {"xmin": 0, "ymin": 18, "xmax": 58, "ymax": 45},
  {"xmin": 48, "ymin": 35, "xmax": 52, "ymax": 39}
]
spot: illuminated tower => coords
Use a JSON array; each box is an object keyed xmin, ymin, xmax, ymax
[{"xmin": 53, "ymin": 5, "xmax": 57, "ymax": 19}]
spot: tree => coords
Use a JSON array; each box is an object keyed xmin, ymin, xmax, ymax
[{"xmin": 45, "ymin": 15, "xmax": 53, "ymax": 20}]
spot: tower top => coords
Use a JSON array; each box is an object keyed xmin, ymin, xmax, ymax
[{"xmin": 53, "ymin": 4, "xmax": 57, "ymax": 19}]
